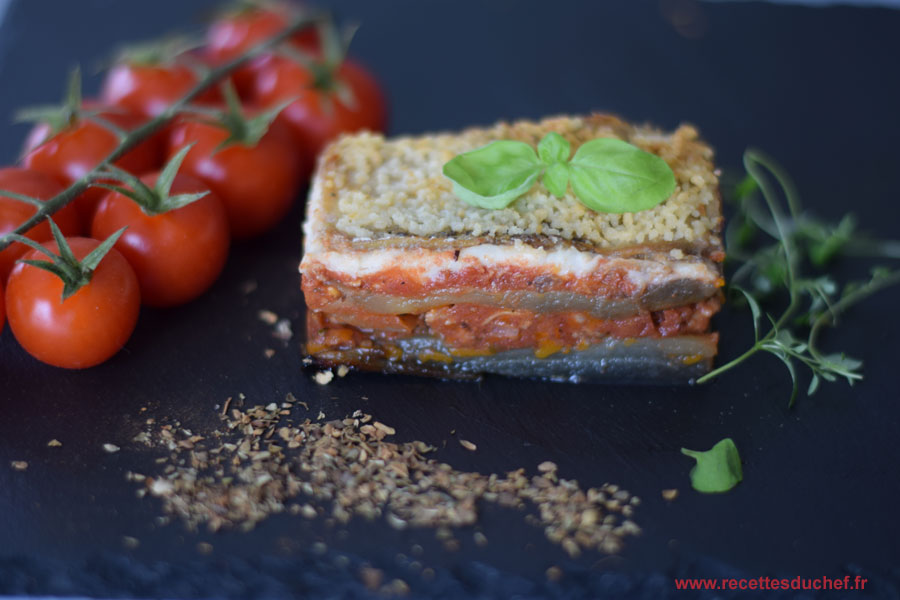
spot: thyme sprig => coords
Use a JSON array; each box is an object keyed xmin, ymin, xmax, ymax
[
  {"xmin": 0, "ymin": 10, "xmax": 325, "ymax": 253},
  {"xmin": 697, "ymin": 149, "xmax": 900, "ymax": 405}
]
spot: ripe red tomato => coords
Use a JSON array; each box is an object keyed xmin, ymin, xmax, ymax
[
  {"xmin": 101, "ymin": 62, "xmax": 219, "ymax": 119},
  {"xmin": 0, "ymin": 168, "xmax": 82, "ymax": 283},
  {"xmin": 91, "ymin": 173, "xmax": 230, "ymax": 307},
  {"xmin": 205, "ymin": 3, "xmax": 319, "ymax": 97},
  {"xmin": 167, "ymin": 118, "xmax": 302, "ymax": 239},
  {"xmin": 253, "ymin": 56, "xmax": 387, "ymax": 157},
  {"xmin": 22, "ymin": 107, "xmax": 163, "ymax": 228},
  {"xmin": 5, "ymin": 237, "xmax": 140, "ymax": 369}
]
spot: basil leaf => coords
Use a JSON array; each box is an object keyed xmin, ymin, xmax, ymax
[
  {"xmin": 569, "ymin": 138, "xmax": 676, "ymax": 213},
  {"xmin": 681, "ymin": 438, "xmax": 743, "ymax": 493},
  {"xmin": 543, "ymin": 162, "xmax": 569, "ymax": 198},
  {"xmin": 443, "ymin": 141, "xmax": 542, "ymax": 209},
  {"xmin": 537, "ymin": 132, "xmax": 570, "ymax": 165}
]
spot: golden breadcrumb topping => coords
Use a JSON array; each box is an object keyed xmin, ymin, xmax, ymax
[{"xmin": 315, "ymin": 114, "xmax": 721, "ymax": 249}]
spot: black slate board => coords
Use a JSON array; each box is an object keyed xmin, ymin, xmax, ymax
[{"xmin": 1, "ymin": 1, "xmax": 899, "ymax": 598}]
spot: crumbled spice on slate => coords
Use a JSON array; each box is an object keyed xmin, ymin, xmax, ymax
[
  {"xmin": 103, "ymin": 443, "xmax": 121, "ymax": 453},
  {"xmin": 459, "ymin": 439, "xmax": 477, "ymax": 451},
  {"xmin": 359, "ymin": 566, "xmax": 383, "ymax": 590},
  {"xmin": 264, "ymin": 349, "xmax": 276, "ymax": 359},
  {"xmin": 387, "ymin": 579, "xmax": 410, "ymax": 596},
  {"xmin": 122, "ymin": 536, "xmax": 140, "ymax": 549},
  {"xmin": 196, "ymin": 542, "xmax": 214, "ymax": 555},
  {"xmin": 11, "ymin": 461, "xmax": 28, "ymax": 471},
  {"xmin": 313, "ymin": 371, "xmax": 334, "ymax": 385},
  {"xmin": 131, "ymin": 397, "xmax": 641, "ymax": 557},
  {"xmin": 662, "ymin": 488, "xmax": 679, "ymax": 501},
  {"xmin": 47, "ymin": 439, "xmax": 62, "ymax": 447},
  {"xmin": 273, "ymin": 319, "xmax": 293, "ymax": 341},
  {"xmin": 257, "ymin": 310, "xmax": 278, "ymax": 325}
]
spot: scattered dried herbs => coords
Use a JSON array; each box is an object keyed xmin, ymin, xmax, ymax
[{"xmin": 130, "ymin": 396, "xmax": 640, "ymax": 558}]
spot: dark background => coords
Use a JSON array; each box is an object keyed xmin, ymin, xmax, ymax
[{"xmin": 1, "ymin": 0, "xmax": 899, "ymax": 598}]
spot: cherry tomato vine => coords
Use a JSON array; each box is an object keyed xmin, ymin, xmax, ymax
[
  {"xmin": 0, "ymin": 8, "xmax": 325, "ymax": 253},
  {"xmin": 0, "ymin": 4, "xmax": 391, "ymax": 369}
]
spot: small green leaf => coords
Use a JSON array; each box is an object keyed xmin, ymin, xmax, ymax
[
  {"xmin": 49, "ymin": 219, "xmax": 78, "ymax": 267},
  {"xmin": 64, "ymin": 66, "xmax": 83, "ymax": 112},
  {"xmin": 443, "ymin": 141, "xmax": 543, "ymax": 209},
  {"xmin": 808, "ymin": 374, "xmax": 821, "ymax": 395},
  {"xmin": 734, "ymin": 174, "xmax": 759, "ymax": 201},
  {"xmin": 568, "ymin": 138, "xmax": 676, "ymax": 213},
  {"xmin": 18, "ymin": 259, "xmax": 72, "ymax": 284},
  {"xmin": 537, "ymin": 132, "xmax": 570, "ymax": 165},
  {"xmin": 80, "ymin": 227, "xmax": 127, "ymax": 274},
  {"xmin": 96, "ymin": 164, "xmax": 159, "ymax": 210},
  {"xmin": 542, "ymin": 162, "xmax": 569, "ymax": 198},
  {"xmin": 681, "ymin": 438, "xmax": 743, "ymax": 493},
  {"xmin": 332, "ymin": 80, "xmax": 358, "ymax": 111},
  {"xmin": 158, "ymin": 191, "xmax": 209, "ymax": 213},
  {"xmin": 731, "ymin": 285, "xmax": 762, "ymax": 340},
  {"xmin": 157, "ymin": 144, "xmax": 194, "ymax": 200},
  {"xmin": 13, "ymin": 66, "xmax": 84, "ymax": 141},
  {"xmin": 221, "ymin": 79, "xmax": 244, "ymax": 118},
  {"xmin": 112, "ymin": 35, "xmax": 200, "ymax": 67},
  {"xmin": 242, "ymin": 97, "xmax": 295, "ymax": 147},
  {"xmin": 781, "ymin": 352, "xmax": 800, "ymax": 407}
]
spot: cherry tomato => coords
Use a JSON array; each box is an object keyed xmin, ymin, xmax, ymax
[
  {"xmin": 91, "ymin": 173, "xmax": 230, "ymax": 307},
  {"xmin": 5, "ymin": 238, "xmax": 140, "ymax": 369},
  {"xmin": 253, "ymin": 56, "xmax": 387, "ymax": 157},
  {"xmin": 22, "ymin": 106, "xmax": 163, "ymax": 228},
  {"xmin": 168, "ymin": 118, "xmax": 302, "ymax": 239},
  {"xmin": 101, "ymin": 62, "xmax": 220, "ymax": 119},
  {"xmin": 0, "ymin": 168, "xmax": 82, "ymax": 283},
  {"xmin": 205, "ymin": 3, "xmax": 319, "ymax": 97}
]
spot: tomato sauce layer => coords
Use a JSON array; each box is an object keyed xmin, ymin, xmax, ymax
[{"xmin": 306, "ymin": 297, "xmax": 720, "ymax": 356}]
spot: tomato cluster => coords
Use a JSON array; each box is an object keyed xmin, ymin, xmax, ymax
[{"xmin": 0, "ymin": 3, "xmax": 387, "ymax": 368}]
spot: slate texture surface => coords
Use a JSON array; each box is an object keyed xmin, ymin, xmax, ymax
[{"xmin": 1, "ymin": 1, "xmax": 899, "ymax": 598}]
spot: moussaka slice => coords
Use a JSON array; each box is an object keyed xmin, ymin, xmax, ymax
[{"xmin": 300, "ymin": 114, "xmax": 724, "ymax": 382}]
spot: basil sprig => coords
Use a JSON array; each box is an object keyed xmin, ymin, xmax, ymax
[{"xmin": 442, "ymin": 132, "xmax": 676, "ymax": 213}]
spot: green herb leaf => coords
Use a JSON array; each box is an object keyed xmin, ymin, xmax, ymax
[
  {"xmin": 537, "ymin": 132, "xmax": 570, "ymax": 165},
  {"xmin": 568, "ymin": 138, "xmax": 676, "ymax": 213},
  {"xmin": 443, "ymin": 134, "xmax": 676, "ymax": 213},
  {"xmin": 442, "ymin": 141, "xmax": 542, "ymax": 210},
  {"xmin": 732, "ymin": 285, "xmax": 762, "ymax": 341},
  {"xmin": 681, "ymin": 438, "xmax": 743, "ymax": 493},
  {"xmin": 543, "ymin": 162, "xmax": 569, "ymax": 198},
  {"xmin": 734, "ymin": 174, "xmax": 759, "ymax": 201},
  {"xmin": 699, "ymin": 149, "xmax": 900, "ymax": 405}
]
